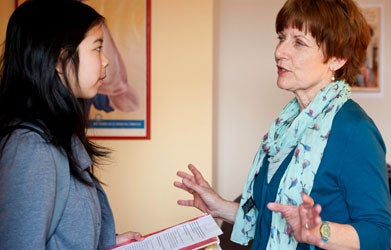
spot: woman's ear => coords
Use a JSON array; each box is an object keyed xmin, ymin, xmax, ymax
[
  {"xmin": 56, "ymin": 59, "xmax": 67, "ymax": 85},
  {"xmin": 56, "ymin": 49, "xmax": 66, "ymax": 75},
  {"xmin": 56, "ymin": 63, "xmax": 63, "ymax": 75},
  {"xmin": 329, "ymin": 57, "xmax": 347, "ymax": 71}
]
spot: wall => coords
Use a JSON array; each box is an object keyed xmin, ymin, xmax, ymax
[
  {"xmin": 96, "ymin": 0, "xmax": 214, "ymax": 234},
  {"xmin": 214, "ymin": 0, "xmax": 391, "ymax": 201}
]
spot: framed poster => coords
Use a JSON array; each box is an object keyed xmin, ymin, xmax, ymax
[
  {"xmin": 352, "ymin": 4, "xmax": 382, "ymax": 94},
  {"xmin": 15, "ymin": 0, "xmax": 151, "ymax": 139},
  {"xmin": 85, "ymin": 0, "xmax": 151, "ymax": 139}
]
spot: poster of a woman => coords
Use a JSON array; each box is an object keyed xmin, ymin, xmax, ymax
[
  {"xmin": 85, "ymin": 0, "xmax": 150, "ymax": 139},
  {"xmin": 14, "ymin": 0, "xmax": 151, "ymax": 139}
]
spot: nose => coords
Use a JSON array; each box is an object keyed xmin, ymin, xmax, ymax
[
  {"xmin": 274, "ymin": 42, "xmax": 286, "ymax": 63},
  {"xmin": 101, "ymin": 52, "xmax": 109, "ymax": 68}
]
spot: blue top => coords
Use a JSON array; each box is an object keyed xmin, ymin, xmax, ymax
[
  {"xmin": 0, "ymin": 129, "xmax": 116, "ymax": 249},
  {"xmin": 250, "ymin": 100, "xmax": 391, "ymax": 250}
]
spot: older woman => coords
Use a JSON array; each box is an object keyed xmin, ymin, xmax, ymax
[{"xmin": 174, "ymin": 0, "xmax": 391, "ymax": 249}]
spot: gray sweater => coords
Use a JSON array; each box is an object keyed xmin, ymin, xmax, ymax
[{"xmin": 0, "ymin": 129, "xmax": 116, "ymax": 249}]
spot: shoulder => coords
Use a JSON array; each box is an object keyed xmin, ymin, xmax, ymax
[
  {"xmin": 0, "ymin": 128, "xmax": 58, "ymax": 248},
  {"xmin": 326, "ymin": 99, "xmax": 386, "ymax": 177},
  {"xmin": 1, "ymin": 128, "xmax": 57, "ymax": 180},
  {"xmin": 2, "ymin": 127, "xmax": 49, "ymax": 154},
  {"xmin": 334, "ymin": 99, "xmax": 372, "ymax": 123},
  {"xmin": 332, "ymin": 99, "xmax": 383, "ymax": 142},
  {"xmin": 324, "ymin": 99, "xmax": 386, "ymax": 172}
]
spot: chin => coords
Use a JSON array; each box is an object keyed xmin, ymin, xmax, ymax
[
  {"xmin": 84, "ymin": 92, "xmax": 99, "ymax": 100},
  {"xmin": 276, "ymin": 81, "xmax": 289, "ymax": 91}
]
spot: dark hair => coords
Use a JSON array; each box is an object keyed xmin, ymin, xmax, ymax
[
  {"xmin": 275, "ymin": 0, "xmax": 371, "ymax": 84},
  {"xmin": 0, "ymin": 0, "xmax": 108, "ymax": 184}
]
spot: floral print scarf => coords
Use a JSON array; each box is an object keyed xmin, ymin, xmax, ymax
[{"xmin": 231, "ymin": 81, "xmax": 351, "ymax": 249}]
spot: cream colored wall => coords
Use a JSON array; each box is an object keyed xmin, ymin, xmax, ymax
[
  {"xmin": 214, "ymin": 0, "xmax": 291, "ymax": 201},
  {"xmin": 95, "ymin": 0, "xmax": 214, "ymax": 234},
  {"xmin": 1, "ymin": 0, "xmax": 213, "ymax": 235}
]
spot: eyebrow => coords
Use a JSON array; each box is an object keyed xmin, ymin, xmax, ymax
[
  {"xmin": 93, "ymin": 38, "xmax": 103, "ymax": 44},
  {"xmin": 294, "ymin": 34, "xmax": 315, "ymax": 44},
  {"xmin": 294, "ymin": 34, "xmax": 308, "ymax": 39}
]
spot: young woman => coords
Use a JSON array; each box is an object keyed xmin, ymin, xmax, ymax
[
  {"xmin": 175, "ymin": 0, "xmax": 391, "ymax": 249},
  {"xmin": 0, "ymin": 0, "xmax": 141, "ymax": 248}
]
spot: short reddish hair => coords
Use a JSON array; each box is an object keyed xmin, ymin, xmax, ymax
[{"xmin": 275, "ymin": 0, "xmax": 371, "ymax": 85}]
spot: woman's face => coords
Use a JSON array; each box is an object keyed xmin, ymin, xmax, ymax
[
  {"xmin": 69, "ymin": 24, "xmax": 109, "ymax": 99},
  {"xmin": 274, "ymin": 27, "xmax": 333, "ymax": 107}
]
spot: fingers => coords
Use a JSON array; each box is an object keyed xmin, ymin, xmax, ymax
[
  {"xmin": 188, "ymin": 164, "xmax": 210, "ymax": 187},
  {"xmin": 174, "ymin": 181, "xmax": 198, "ymax": 199},
  {"xmin": 268, "ymin": 195, "xmax": 324, "ymax": 246},
  {"xmin": 312, "ymin": 204, "xmax": 322, "ymax": 225},
  {"xmin": 116, "ymin": 231, "xmax": 144, "ymax": 245},
  {"xmin": 176, "ymin": 164, "xmax": 203, "ymax": 186},
  {"xmin": 177, "ymin": 199, "xmax": 194, "ymax": 207},
  {"xmin": 176, "ymin": 170, "xmax": 196, "ymax": 182},
  {"xmin": 299, "ymin": 196, "xmax": 323, "ymax": 234},
  {"xmin": 174, "ymin": 164, "xmax": 208, "ymax": 193},
  {"xmin": 299, "ymin": 203, "xmax": 311, "ymax": 229},
  {"xmin": 174, "ymin": 165, "xmax": 198, "ymax": 194},
  {"xmin": 174, "ymin": 164, "xmax": 200, "ymax": 209},
  {"xmin": 173, "ymin": 174, "xmax": 198, "ymax": 193},
  {"xmin": 188, "ymin": 164, "xmax": 201, "ymax": 177},
  {"xmin": 301, "ymin": 193, "xmax": 314, "ymax": 208},
  {"xmin": 300, "ymin": 194, "xmax": 322, "ymax": 223},
  {"xmin": 267, "ymin": 202, "xmax": 283, "ymax": 213},
  {"xmin": 174, "ymin": 179, "xmax": 197, "ymax": 208},
  {"xmin": 173, "ymin": 180, "xmax": 192, "ymax": 193},
  {"xmin": 174, "ymin": 164, "xmax": 211, "ymax": 212}
]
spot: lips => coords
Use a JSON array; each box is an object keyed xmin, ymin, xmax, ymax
[{"xmin": 277, "ymin": 65, "xmax": 289, "ymax": 75}]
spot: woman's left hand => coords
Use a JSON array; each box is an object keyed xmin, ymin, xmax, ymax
[
  {"xmin": 115, "ymin": 231, "xmax": 143, "ymax": 245},
  {"xmin": 267, "ymin": 193, "xmax": 325, "ymax": 247}
]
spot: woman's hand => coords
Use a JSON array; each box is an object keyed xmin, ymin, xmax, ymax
[
  {"xmin": 267, "ymin": 193, "xmax": 325, "ymax": 248},
  {"xmin": 174, "ymin": 164, "xmax": 239, "ymax": 223},
  {"xmin": 115, "ymin": 231, "xmax": 143, "ymax": 245}
]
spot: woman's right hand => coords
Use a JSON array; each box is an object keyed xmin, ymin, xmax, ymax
[
  {"xmin": 115, "ymin": 231, "xmax": 143, "ymax": 245},
  {"xmin": 174, "ymin": 164, "xmax": 239, "ymax": 223}
]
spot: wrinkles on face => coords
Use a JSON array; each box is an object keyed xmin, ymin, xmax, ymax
[{"xmin": 274, "ymin": 27, "xmax": 333, "ymax": 110}]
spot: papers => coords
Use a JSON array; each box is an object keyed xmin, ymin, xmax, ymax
[{"xmin": 110, "ymin": 214, "xmax": 223, "ymax": 250}]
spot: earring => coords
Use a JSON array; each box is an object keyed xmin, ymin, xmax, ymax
[{"xmin": 331, "ymin": 69, "xmax": 336, "ymax": 82}]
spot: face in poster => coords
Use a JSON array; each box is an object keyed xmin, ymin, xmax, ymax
[
  {"xmin": 15, "ymin": 0, "xmax": 151, "ymax": 139},
  {"xmin": 84, "ymin": 0, "xmax": 151, "ymax": 139}
]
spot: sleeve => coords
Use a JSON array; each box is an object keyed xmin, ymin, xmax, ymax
[
  {"xmin": 338, "ymin": 116, "xmax": 391, "ymax": 250},
  {"xmin": 0, "ymin": 130, "xmax": 57, "ymax": 249},
  {"xmin": 95, "ymin": 181, "xmax": 116, "ymax": 250},
  {"xmin": 91, "ymin": 94, "xmax": 115, "ymax": 112}
]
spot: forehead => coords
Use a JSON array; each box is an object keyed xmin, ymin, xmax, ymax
[
  {"xmin": 78, "ymin": 25, "xmax": 103, "ymax": 52},
  {"xmin": 280, "ymin": 27, "xmax": 316, "ymax": 41},
  {"xmin": 83, "ymin": 24, "xmax": 103, "ymax": 42},
  {"xmin": 275, "ymin": 2, "xmax": 327, "ymax": 47}
]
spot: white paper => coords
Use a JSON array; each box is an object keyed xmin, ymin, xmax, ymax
[{"xmin": 112, "ymin": 214, "xmax": 222, "ymax": 250}]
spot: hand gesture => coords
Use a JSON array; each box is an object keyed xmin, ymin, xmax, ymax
[
  {"xmin": 267, "ymin": 193, "xmax": 325, "ymax": 247},
  {"xmin": 174, "ymin": 164, "xmax": 225, "ymax": 217}
]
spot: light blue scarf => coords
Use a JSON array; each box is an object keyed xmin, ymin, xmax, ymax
[{"xmin": 231, "ymin": 81, "xmax": 351, "ymax": 249}]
